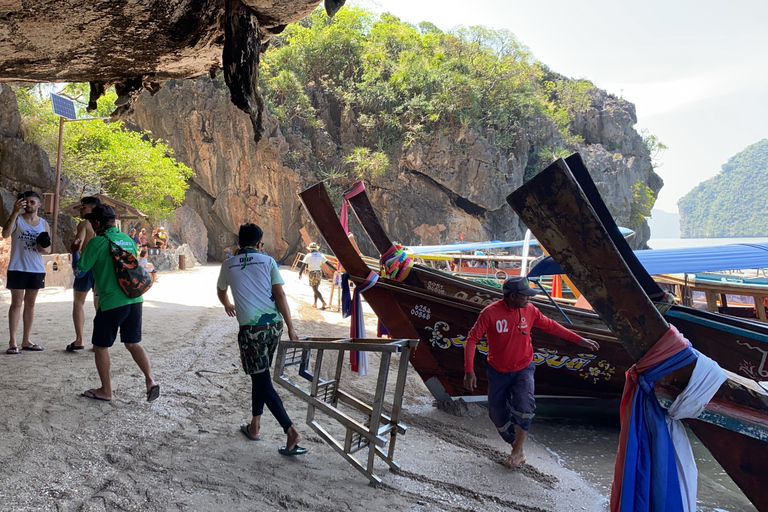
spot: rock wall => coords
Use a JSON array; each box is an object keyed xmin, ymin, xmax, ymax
[
  {"xmin": 133, "ymin": 78, "xmax": 302, "ymax": 262},
  {"xmin": 132, "ymin": 77, "xmax": 661, "ymax": 262}
]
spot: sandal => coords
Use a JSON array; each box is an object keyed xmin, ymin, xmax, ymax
[
  {"xmin": 66, "ymin": 343, "xmax": 84, "ymax": 352},
  {"xmin": 6, "ymin": 346, "xmax": 20, "ymax": 355}
]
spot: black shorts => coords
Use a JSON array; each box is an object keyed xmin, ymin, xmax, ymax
[
  {"xmin": 73, "ymin": 269, "xmax": 95, "ymax": 292},
  {"xmin": 92, "ymin": 303, "xmax": 143, "ymax": 347},
  {"xmin": 6, "ymin": 270, "xmax": 45, "ymax": 290}
]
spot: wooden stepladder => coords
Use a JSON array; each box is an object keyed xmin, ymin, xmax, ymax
[{"xmin": 273, "ymin": 337, "xmax": 417, "ymax": 485}]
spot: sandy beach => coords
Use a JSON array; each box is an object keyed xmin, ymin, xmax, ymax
[{"xmin": 0, "ymin": 264, "xmax": 614, "ymax": 511}]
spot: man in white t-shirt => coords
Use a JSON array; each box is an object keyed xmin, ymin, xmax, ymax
[
  {"xmin": 298, "ymin": 242, "xmax": 335, "ymax": 309},
  {"xmin": 2, "ymin": 191, "xmax": 51, "ymax": 354},
  {"xmin": 216, "ymin": 224, "xmax": 307, "ymax": 456}
]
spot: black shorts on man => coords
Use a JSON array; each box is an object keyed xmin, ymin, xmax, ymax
[
  {"xmin": 6, "ymin": 270, "xmax": 45, "ymax": 290},
  {"xmin": 92, "ymin": 303, "xmax": 143, "ymax": 347}
]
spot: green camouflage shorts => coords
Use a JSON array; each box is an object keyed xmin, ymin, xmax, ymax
[{"xmin": 237, "ymin": 322, "xmax": 283, "ymax": 374}]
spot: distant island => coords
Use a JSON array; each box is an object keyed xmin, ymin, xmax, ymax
[
  {"xmin": 647, "ymin": 208, "xmax": 680, "ymax": 238},
  {"xmin": 678, "ymin": 139, "xmax": 768, "ymax": 237}
]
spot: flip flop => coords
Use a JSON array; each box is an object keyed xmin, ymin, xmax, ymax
[
  {"xmin": 81, "ymin": 389, "xmax": 111, "ymax": 402},
  {"xmin": 21, "ymin": 344, "xmax": 44, "ymax": 351},
  {"xmin": 66, "ymin": 343, "xmax": 84, "ymax": 352},
  {"xmin": 6, "ymin": 347, "xmax": 20, "ymax": 355},
  {"xmin": 240, "ymin": 424, "xmax": 261, "ymax": 441},
  {"xmin": 146, "ymin": 384, "xmax": 160, "ymax": 402},
  {"xmin": 278, "ymin": 445, "xmax": 308, "ymax": 456}
]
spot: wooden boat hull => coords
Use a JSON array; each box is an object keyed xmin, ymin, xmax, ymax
[
  {"xmin": 300, "ymin": 182, "xmax": 629, "ymax": 400},
  {"xmin": 346, "ymin": 181, "xmax": 768, "ymax": 385},
  {"xmin": 376, "ymin": 279, "xmax": 631, "ymax": 399}
]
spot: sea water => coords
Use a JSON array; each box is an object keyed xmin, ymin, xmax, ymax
[{"xmin": 530, "ymin": 401, "xmax": 756, "ymax": 511}]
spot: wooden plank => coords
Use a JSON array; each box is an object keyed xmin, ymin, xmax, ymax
[
  {"xmin": 754, "ymin": 296, "xmax": 767, "ymax": 322},
  {"xmin": 706, "ymin": 292, "xmax": 719, "ymax": 312}
]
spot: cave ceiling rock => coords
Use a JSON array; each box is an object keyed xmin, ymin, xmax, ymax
[{"xmin": 0, "ymin": 0, "xmax": 344, "ymax": 142}]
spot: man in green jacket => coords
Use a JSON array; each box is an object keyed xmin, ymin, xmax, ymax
[{"xmin": 70, "ymin": 204, "xmax": 159, "ymax": 402}]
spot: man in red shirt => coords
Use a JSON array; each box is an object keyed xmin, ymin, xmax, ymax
[{"xmin": 464, "ymin": 276, "xmax": 600, "ymax": 468}]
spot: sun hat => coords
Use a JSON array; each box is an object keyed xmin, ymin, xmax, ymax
[
  {"xmin": 502, "ymin": 276, "xmax": 537, "ymax": 297},
  {"xmin": 307, "ymin": 242, "xmax": 320, "ymax": 251}
]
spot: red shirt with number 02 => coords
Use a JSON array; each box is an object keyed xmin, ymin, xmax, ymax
[{"xmin": 464, "ymin": 299, "xmax": 582, "ymax": 374}]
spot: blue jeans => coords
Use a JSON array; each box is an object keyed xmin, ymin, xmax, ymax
[{"xmin": 486, "ymin": 361, "xmax": 536, "ymax": 444}]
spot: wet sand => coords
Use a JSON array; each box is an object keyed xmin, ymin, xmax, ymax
[
  {"xmin": 0, "ymin": 264, "xmax": 756, "ymax": 511},
  {"xmin": 0, "ymin": 265, "xmax": 605, "ymax": 511}
]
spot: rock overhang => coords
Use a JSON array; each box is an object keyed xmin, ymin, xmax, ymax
[{"xmin": 0, "ymin": 0, "xmax": 343, "ymax": 141}]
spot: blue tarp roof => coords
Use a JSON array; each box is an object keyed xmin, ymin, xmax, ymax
[
  {"xmin": 406, "ymin": 228, "xmax": 633, "ymax": 255},
  {"xmin": 405, "ymin": 239, "xmax": 539, "ymax": 254},
  {"xmin": 527, "ymin": 243, "xmax": 768, "ymax": 278}
]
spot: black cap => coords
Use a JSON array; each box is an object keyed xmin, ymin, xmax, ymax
[
  {"xmin": 84, "ymin": 204, "xmax": 116, "ymax": 222},
  {"xmin": 502, "ymin": 276, "xmax": 537, "ymax": 297}
]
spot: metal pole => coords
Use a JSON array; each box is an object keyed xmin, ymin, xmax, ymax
[{"xmin": 52, "ymin": 116, "xmax": 64, "ymax": 250}]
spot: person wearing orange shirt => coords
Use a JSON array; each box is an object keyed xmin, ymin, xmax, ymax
[{"xmin": 464, "ymin": 276, "xmax": 600, "ymax": 468}]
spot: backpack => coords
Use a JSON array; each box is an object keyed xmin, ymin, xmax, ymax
[{"xmin": 102, "ymin": 234, "xmax": 153, "ymax": 298}]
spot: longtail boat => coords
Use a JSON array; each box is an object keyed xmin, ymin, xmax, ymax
[
  {"xmin": 300, "ymin": 183, "xmax": 634, "ymax": 401},
  {"xmin": 345, "ymin": 179, "xmax": 768, "ymax": 387},
  {"xmin": 507, "ymin": 156, "xmax": 768, "ymax": 511}
]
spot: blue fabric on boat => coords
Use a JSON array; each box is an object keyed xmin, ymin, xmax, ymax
[
  {"xmin": 619, "ymin": 345, "xmax": 697, "ymax": 512},
  {"xmin": 528, "ymin": 243, "xmax": 768, "ymax": 277},
  {"xmin": 341, "ymin": 273, "xmax": 352, "ymax": 318}
]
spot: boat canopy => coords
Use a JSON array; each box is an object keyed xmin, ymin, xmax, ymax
[
  {"xmin": 406, "ymin": 227, "xmax": 633, "ymax": 256},
  {"xmin": 527, "ymin": 243, "xmax": 768, "ymax": 278}
]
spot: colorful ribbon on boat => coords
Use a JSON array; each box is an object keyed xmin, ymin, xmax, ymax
[
  {"xmin": 340, "ymin": 180, "xmax": 366, "ymax": 235},
  {"xmin": 610, "ymin": 325, "xmax": 725, "ymax": 512},
  {"xmin": 380, "ymin": 243, "xmax": 414, "ymax": 281},
  {"xmin": 343, "ymin": 270, "xmax": 378, "ymax": 376}
]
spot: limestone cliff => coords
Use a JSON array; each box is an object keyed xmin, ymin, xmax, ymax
[{"xmin": 133, "ymin": 77, "xmax": 661, "ymax": 261}]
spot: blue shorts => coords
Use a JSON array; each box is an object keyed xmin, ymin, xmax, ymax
[
  {"xmin": 73, "ymin": 269, "xmax": 95, "ymax": 292},
  {"xmin": 92, "ymin": 303, "xmax": 142, "ymax": 348},
  {"xmin": 486, "ymin": 361, "xmax": 536, "ymax": 444}
]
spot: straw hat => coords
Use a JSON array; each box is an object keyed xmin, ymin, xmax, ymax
[{"xmin": 307, "ymin": 242, "xmax": 320, "ymax": 251}]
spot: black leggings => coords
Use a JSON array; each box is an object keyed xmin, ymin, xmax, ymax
[
  {"xmin": 311, "ymin": 283, "xmax": 325, "ymax": 303},
  {"xmin": 251, "ymin": 370, "xmax": 292, "ymax": 433}
]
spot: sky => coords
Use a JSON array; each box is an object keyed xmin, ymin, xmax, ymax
[{"xmin": 358, "ymin": 0, "xmax": 768, "ymax": 212}]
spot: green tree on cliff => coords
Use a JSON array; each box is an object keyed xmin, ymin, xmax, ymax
[
  {"xmin": 15, "ymin": 84, "xmax": 192, "ymax": 220},
  {"xmin": 260, "ymin": 7, "xmax": 592, "ymax": 163}
]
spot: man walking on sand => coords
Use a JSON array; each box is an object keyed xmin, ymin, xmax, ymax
[
  {"xmin": 217, "ymin": 223, "xmax": 307, "ymax": 456},
  {"xmin": 3, "ymin": 191, "xmax": 51, "ymax": 354},
  {"xmin": 67, "ymin": 196, "xmax": 100, "ymax": 352},
  {"xmin": 71, "ymin": 204, "xmax": 159, "ymax": 402},
  {"xmin": 464, "ymin": 276, "xmax": 600, "ymax": 468}
]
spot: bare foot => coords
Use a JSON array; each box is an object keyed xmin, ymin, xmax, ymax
[
  {"xmin": 505, "ymin": 449, "xmax": 526, "ymax": 468},
  {"xmin": 286, "ymin": 426, "xmax": 302, "ymax": 451}
]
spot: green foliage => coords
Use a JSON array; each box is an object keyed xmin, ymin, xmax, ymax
[
  {"xmin": 260, "ymin": 6, "xmax": 596, "ymax": 164},
  {"xmin": 641, "ymin": 129, "xmax": 667, "ymax": 168},
  {"xmin": 345, "ymin": 147, "xmax": 390, "ymax": 179},
  {"xmin": 630, "ymin": 180, "xmax": 656, "ymax": 226},
  {"xmin": 678, "ymin": 139, "xmax": 768, "ymax": 237},
  {"xmin": 14, "ymin": 84, "xmax": 192, "ymax": 220}
]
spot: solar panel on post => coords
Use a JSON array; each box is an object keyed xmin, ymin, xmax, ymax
[{"xmin": 50, "ymin": 93, "xmax": 77, "ymax": 120}]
